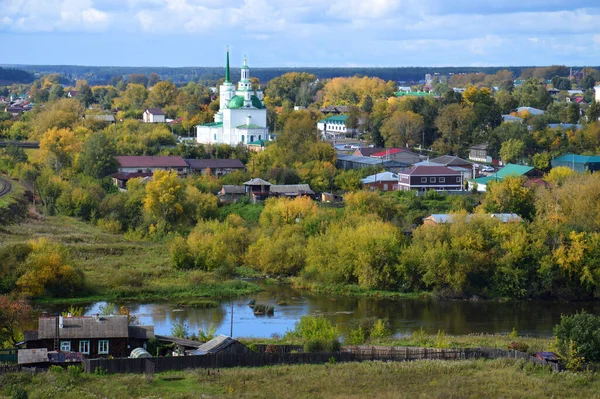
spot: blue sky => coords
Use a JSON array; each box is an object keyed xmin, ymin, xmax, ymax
[{"xmin": 1, "ymin": 0, "xmax": 600, "ymax": 67}]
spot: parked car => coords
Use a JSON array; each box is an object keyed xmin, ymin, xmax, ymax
[{"xmin": 481, "ymin": 165, "xmax": 495, "ymax": 172}]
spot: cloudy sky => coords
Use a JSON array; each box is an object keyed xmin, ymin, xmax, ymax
[{"xmin": 1, "ymin": 0, "xmax": 600, "ymax": 67}]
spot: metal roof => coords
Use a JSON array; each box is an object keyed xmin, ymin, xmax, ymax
[
  {"xmin": 115, "ymin": 156, "xmax": 188, "ymax": 168},
  {"xmin": 220, "ymin": 185, "xmax": 246, "ymax": 194},
  {"xmin": 38, "ymin": 316, "xmax": 129, "ymax": 339},
  {"xmin": 270, "ymin": 184, "xmax": 315, "ymax": 195},
  {"xmin": 361, "ymin": 172, "xmax": 399, "ymax": 184},
  {"xmin": 318, "ymin": 115, "xmax": 348, "ymax": 123},
  {"xmin": 552, "ymin": 153, "xmax": 600, "ymax": 164},
  {"xmin": 424, "ymin": 213, "xmax": 522, "ymax": 224},
  {"xmin": 337, "ymin": 154, "xmax": 387, "ymax": 165},
  {"xmin": 399, "ymin": 165, "xmax": 462, "ymax": 176},
  {"xmin": 186, "ymin": 158, "xmax": 245, "ymax": 170},
  {"xmin": 516, "ymin": 106, "xmax": 545, "ymax": 115},
  {"xmin": 145, "ymin": 108, "xmax": 165, "ymax": 115},
  {"xmin": 193, "ymin": 335, "xmax": 240, "ymax": 355},
  {"xmin": 244, "ymin": 178, "xmax": 272, "ymax": 186},
  {"xmin": 429, "ymin": 155, "xmax": 473, "ymax": 167}
]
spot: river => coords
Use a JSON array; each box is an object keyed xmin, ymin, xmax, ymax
[{"xmin": 35, "ymin": 282, "xmax": 600, "ymax": 339}]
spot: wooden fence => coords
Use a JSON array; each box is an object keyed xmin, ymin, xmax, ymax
[{"xmin": 82, "ymin": 345, "xmax": 563, "ymax": 374}]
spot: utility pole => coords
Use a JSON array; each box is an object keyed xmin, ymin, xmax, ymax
[{"xmin": 230, "ymin": 301, "xmax": 234, "ymax": 337}]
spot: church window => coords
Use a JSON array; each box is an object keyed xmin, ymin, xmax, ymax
[
  {"xmin": 214, "ymin": 134, "xmax": 216, "ymax": 140},
  {"xmin": 241, "ymin": 135, "xmax": 245, "ymax": 143},
  {"xmin": 250, "ymin": 135, "xmax": 254, "ymax": 142},
  {"xmin": 258, "ymin": 135, "xmax": 262, "ymax": 140}
]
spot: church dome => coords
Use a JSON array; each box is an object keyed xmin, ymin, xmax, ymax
[
  {"xmin": 228, "ymin": 95, "xmax": 244, "ymax": 109},
  {"xmin": 228, "ymin": 95, "xmax": 265, "ymax": 109}
]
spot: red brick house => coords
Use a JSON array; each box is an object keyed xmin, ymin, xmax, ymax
[
  {"xmin": 398, "ymin": 165, "xmax": 464, "ymax": 192},
  {"xmin": 361, "ymin": 171, "xmax": 399, "ymax": 191}
]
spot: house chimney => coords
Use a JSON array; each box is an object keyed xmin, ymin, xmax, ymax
[{"xmin": 59, "ymin": 315, "xmax": 64, "ymax": 328}]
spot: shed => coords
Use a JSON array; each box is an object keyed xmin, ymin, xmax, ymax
[
  {"xmin": 218, "ymin": 185, "xmax": 247, "ymax": 203},
  {"xmin": 269, "ymin": 184, "xmax": 315, "ymax": 197},
  {"xmin": 187, "ymin": 335, "xmax": 251, "ymax": 356},
  {"xmin": 551, "ymin": 154, "xmax": 600, "ymax": 173}
]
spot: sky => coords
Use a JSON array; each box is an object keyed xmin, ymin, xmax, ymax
[{"xmin": 1, "ymin": 0, "xmax": 600, "ymax": 67}]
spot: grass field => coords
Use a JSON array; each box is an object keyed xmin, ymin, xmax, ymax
[
  {"xmin": 0, "ymin": 215, "xmax": 261, "ymax": 303},
  {"xmin": 3, "ymin": 358, "xmax": 600, "ymax": 399}
]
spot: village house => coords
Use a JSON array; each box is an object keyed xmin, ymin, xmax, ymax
[
  {"xmin": 361, "ymin": 171, "xmax": 399, "ymax": 191},
  {"xmin": 370, "ymin": 148, "xmax": 421, "ymax": 165},
  {"xmin": 516, "ymin": 106, "xmax": 545, "ymax": 116},
  {"xmin": 423, "ymin": 213, "xmax": 522, "ymax": 226},
  {"xmin": 143, "ymin": 108, "xmax": 166, "ymax": 123},
  {"xmin": 398, "ymin": 165, "xmax": 464, "ymax": 192},
  {"xmin": 319, "ymin": 105, "xmax": 349, "ymax": 115},
  {"xmin": 218, "ymin": 185, "xmax": 247, "ymax": 203},
  {"xmin": 188, "ymin": 335, "xmax": 251, "ymax": 356},
  {"xmin": 5, "ymin": 105, "xmax": 24, "ymax": 117},
  {"xmin": 221, "ymin": 179, "xmax": 316, "ymax": 202},
  {"xmin": 185, "ymin": 158, "xmax": 246, "ymax": 177},
  {"xmin": 111, "ymin": 155, "xmax": 189, "ymax": 189},
  {"xmin": 21, "ymin": 315, "xmax": 154, "ymax": 359},
  {"xmin": 469, "ymin": 143, "xmax": 492, "ymax": 163},
  {"xmin": 317, "ymin": 115, "xmax": 356, "ymax": 138},
  {"xmin": 336, "ymin": 154, "xmax": 409, "ymax": 172},
  {"xmin": 469, "ymin": 164, "xmax": 543, "ymax": 192},
  {"xmin": 352, "ymin": 147, "xmax": 385, "ymax": 157}
]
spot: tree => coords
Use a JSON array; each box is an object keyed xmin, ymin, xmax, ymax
[
  {"xmin": 246, "ymin": 225, "xmax": 307, "ymax": 275},
  {"xmin": 380, "ymin": 110, "xmax": 424, "ymax": 148},
  {"xmin": 78, "ymin": 132, "xmax": 118, "ymax": 178},
  {"xmin": 582, "ymin": 75, "xmax": 596, "ymax": 91},
  {"xmin": 77, "ymin": 83, "xmax": 93, "ymax": 108},
  {"xmin": 345, "ymin": 106, "xmax": 360, "ymax": 137},
  {"xmin": 128, "ymin": 74, "xmax": 149, "ymax": 87},
  {"xmin": 513, "ymin": 79, "xmax": 553, "ymax": 110},
  {"xmin": 586, "ymin": 102, "xmax": 600, "ymax": 123},
  {"xmin": 495, "ymin": 90, "xmax": 518, "ymax": 114},
  {"xmin": 48, "ymin": 84, "xmax": 64, "ymax": 101},
  {"xmin": 0, "ymin": 296, "xmax": 32, "ymax": 346},
  {"xmin": 148, "ymin": 72, "xmax": 161, "ymax": 87},
  {"xmin": 566, "ymin": 103, "xmax": 580, "ymax": 124},
  {"xmin": 433, "ymin": 103, "xmax": 474, "ymax": 155},
  {"xmin": 499, "ymin": 138, "xmax": 525, "ymax": 164},
  {"xmin": 482, "ymin": 176, "xmax": 535, "ymax": 220},
  {"xmin": 361, "ymin": 94, "xmax": 374, "ymax": 113},
  {"xmin": 551, "ymin": 76, "xmax": 572, "ymax": 91},
  {"xmin": 144, "ymin": 170, "xmax": 186, "ymax": 227},
  {"xmin": 544, "ymin": 166, "xmax": 577, "ymax": 187},
  {"xmin": 147, "ymin": 81, "xmax": 177, "ymax": 109},
  {"xmin": 264, "ymin": 72, "xmax": 317, "ymax": 106},
  {"xmin": 334, "ymin": 169, "xmax": 363, "ymax": 191},
  {"xmin": 39, "ymin": 127, "xmax": 82, "ymax": 172},
  {"xmin": 554, "ymin": 311, "xmax": 600, "ymax": 363},
  {"xmin": 121, "ymin": 83, "xmax": 149, "ymax": 110}
]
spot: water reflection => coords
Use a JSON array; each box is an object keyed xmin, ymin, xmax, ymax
[{"xmin": 36, "ymin": 283, "xmax": 600, "ymax": 338}]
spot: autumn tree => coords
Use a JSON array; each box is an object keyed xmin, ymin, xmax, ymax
[
  {"xmin": 264, "ymin": 72, "xmax": 317, "ymax": 106},
  {"xmin": 380, "ymin": 110, "xmax": 424, "ymax": 148},
  {"xmin": 433, "ymin": 103, "xmax": 474, "ymax": 155},
  {"xmin": 39, "ymin": 127, "xmax": 82, "ymax": 172},
  {"xmin": 120, "ymin": 83, "xmax": 149, "ymax": 111},
  {"xmin": 499, "ymin": 138, "xmax": 525, "ymax": 164},
  {"xmin": 144, "ymin": 170, "xmax": 186, "ymax": 227},
  {"xmin": 481, "ymin": 176, "xmax": 536, "ymax": 220},
  {"xmin": 0, "ymin": 296, "xmax": 32, "ymax": 346},
  {"xmin": 78, "ymin": 132, "xmax": 118, "ymax": 178},
  {"xmin": 147, "ymin": 81, "xmax": 177, "ymax": 109}
]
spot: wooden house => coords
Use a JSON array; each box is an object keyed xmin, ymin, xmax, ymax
[
  {"xmin": 22, "ymin": 315, "xmax": 154, "ymax": 359},
  {"xmin": 187, "ymin": 335, "xmax": 251, "ymax": 356}
]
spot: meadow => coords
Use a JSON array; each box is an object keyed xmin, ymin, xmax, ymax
[
  {"xmin": 0, "ymin": 215, "xmax": 261, "ymax": 303},
  {"xmin": 3, "ymin": 358, "xmax": 600, "ymax": 399}
]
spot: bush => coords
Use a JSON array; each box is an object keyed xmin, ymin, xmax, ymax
[
  {"xmin": 265, "ymin": 344, "xmax": 280, "ymax": 353},
  {"xmin": 554, "ymin": 311, "xmax": 600, "ymax": 363},
  {"xmin": 346, "ymin": 327, "xmax": 365, "ymax": 345},
  {"xmin": 97, "ymin": 218, "xmax": 122, "ymax": 234},
  {"xmin": 508, "ymin": 342, "xmax": 529, "ymax": 352},
  {"xmin": 304, "ymin": 338, "xmax": 340, "ymax": 353},
  {"xmin": 11, "ymin": 386, "xmax": 28, "ymax": 399},
  {"xmin": 287, "ymin": 316, "xmax": 340, "ymax": 341}
]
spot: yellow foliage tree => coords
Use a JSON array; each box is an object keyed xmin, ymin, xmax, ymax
[
  {"xmin": 259, "ymin": 196, "xmax": 318, "ymax": 228},
  {"xmin": 39, "ymin": 127, "xmax": 82, "ymax": 172},
  {"xmin": 144, "ymin": 170, "xmax": 185, "ymax": 226}
]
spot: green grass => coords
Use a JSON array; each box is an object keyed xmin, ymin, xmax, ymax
[
  {"xmin": 4, "ymin": 358, "xmax": 600, "ymax": 398},
  {"xmin": 290, "ymin": 278, "xmax": 431, "ymax": 300},
  {"xmin": 0, "ymin": 215, "xmax": 262, "ymax": 303},
  {"xmin": 0, "ymin": 178, "xmax": 23, "ymax": 209}
]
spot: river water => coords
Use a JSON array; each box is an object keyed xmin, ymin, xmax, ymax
[{"xmin": 37, "ymin": 282, "xmax": 600, "ymax": 338}]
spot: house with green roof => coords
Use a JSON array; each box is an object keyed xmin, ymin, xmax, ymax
[
  {"xmin": 317, "ymin": 115, "xmax": 356, "ymax": 138},
  {"xmin": 468, "ymin": 164, "xmax": 543, "ymax": 192},
  {"xmin": 395, "ymin": 91, "xmax": 435, "ymax": 98},
  {"xmin": 551, "ymin": 154, "xmax": 600, "ymax": 173},
  {"xmin": 196, "ymin": 49, "xmax": 270, "ymax": 146}
]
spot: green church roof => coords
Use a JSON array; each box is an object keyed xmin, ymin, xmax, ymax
[
  {"xmin": 197, "ymin": 121, "xmax": 223, "ymax": 127},
  {"xmin": 237, "ymin": 124, "xmax": 265, "ymax": 129},
  {"xmin": 228, "ymin": 95, "xmax": 265, "ymax": 109}
]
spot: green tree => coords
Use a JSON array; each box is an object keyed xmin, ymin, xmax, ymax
[
  {"xmin": 381, "ymin": 110, "xmax": 424, "ymax": 148},
  {"xmin": 482, "ymin": 176, "xmax": 536, "ymax": 220},
  {"xmin": 147, "ymin": 81, "xmax": 177, "ymax": 109},
  {"xmin": 433, "ymin": 103, "xmax": 474, "ymax": 155},
  {"xmin": 499, "ymin": 138, "xmax": 525, "ymax": 164},
  {"xmin": 513, "ymin": 78, "xmax": 553, "ymax": 110},
  {"xmin": 78, "ymin": 132, "xmax": 118, "ymax": 178},
  {"xmin": 554, "ymin": 311, "xmax": 600, "ymax": 363}
]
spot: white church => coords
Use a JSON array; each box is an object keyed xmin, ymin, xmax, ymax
[{"xmin": 196, "ymin": 50, "xmax": 269, "ymax": 146}]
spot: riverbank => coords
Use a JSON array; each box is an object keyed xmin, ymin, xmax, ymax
[
  {"xmin": 0, "ymin": 216, "xmax": 262, "ymax": 304},
  {"xmin": 3, "ymin": 358, "xmax": 598, "ymax": 399},
  {"xmin": 240, "ymin": 333, "xmax": 554, "ymax": 355}
]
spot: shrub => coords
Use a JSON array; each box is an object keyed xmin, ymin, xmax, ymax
[
  {"xmin": 67, "ymin": 365, "xmax": 83, "ymax": 380},
  {"xmin": 370, "ymin": 319, "xmax": 391, "ymax": 339},
  {"xmin": 97, "ymin": 218, "xmax": 122, "ymax": 234},
  {"xmin": 265, "ymin": 344, "xmax": 280, "ymax": 353},
  {"xmin": 346, "ymin": 327, "xmax": 365, "ymax": 345},
  {"xmin": 434, "ymin": 330, "xmax": 449, "ymax": 349},
  {"xmin": 508, "ymin": 342, "xmax": 529, "ymax": 352},
  {"xmin": 287, "ymin": 316, "xmax": 340, "ymax": 341},
  {"xmin": 554, "ymin": 311, "xmax": 600, "ymax": 362},
  {"xmin": 11, "ymin": 386, "xmax": 28, "ymax": 399},
  {"xmin": 304, "ymin": 338, "xmax": 325, "ymax": 353}
]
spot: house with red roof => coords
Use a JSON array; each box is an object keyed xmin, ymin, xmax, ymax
[
  {"xmin": 369, "ymin": 148, "xmax": 421, "ymax": 165},
  {"xmin": 398, "ymin": 165, "xmax": 464, "ymax": 192}
]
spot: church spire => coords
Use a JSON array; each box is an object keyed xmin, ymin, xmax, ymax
[{"xmin": 225, "ymin": 46, "xmax": 230, "ymax": 83}]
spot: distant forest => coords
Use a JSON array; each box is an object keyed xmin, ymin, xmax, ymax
[
  {"xmin": 1, "ymin": 64, "xmax": 598, "ymax": 86},
  {"xmin": 0, "ymin": 67, "xmax": 35, "ymax": 84}
]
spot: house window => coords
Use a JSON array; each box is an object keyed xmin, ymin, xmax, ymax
[
  {"xmin": 98, "ymin": 340, "xmax": 109, "ymax": 355},
  {"xmin": 430, "ymin": 177, "xmax": 436, "ymax": 183},
  {"xmin": 383, "ymin": 184, "xmax": 389, "ymax": 191},
  {"xmin": 60, "ymin": 341, "xmax": 71, "ymax": 352},
  {"xmin": 456, "ymin": 177, "xmax": 461, "ymax": 182},
  {"xmin": 79, "ymin": 340, "xmax": 90, "ymax": 354},
  {"xmin": 421, "ymin": 177, "xmax": 427, "ymax": 183},
  {"xmin": 439, "ymin": 177, "xmax": 445, "ymax": 183}
]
